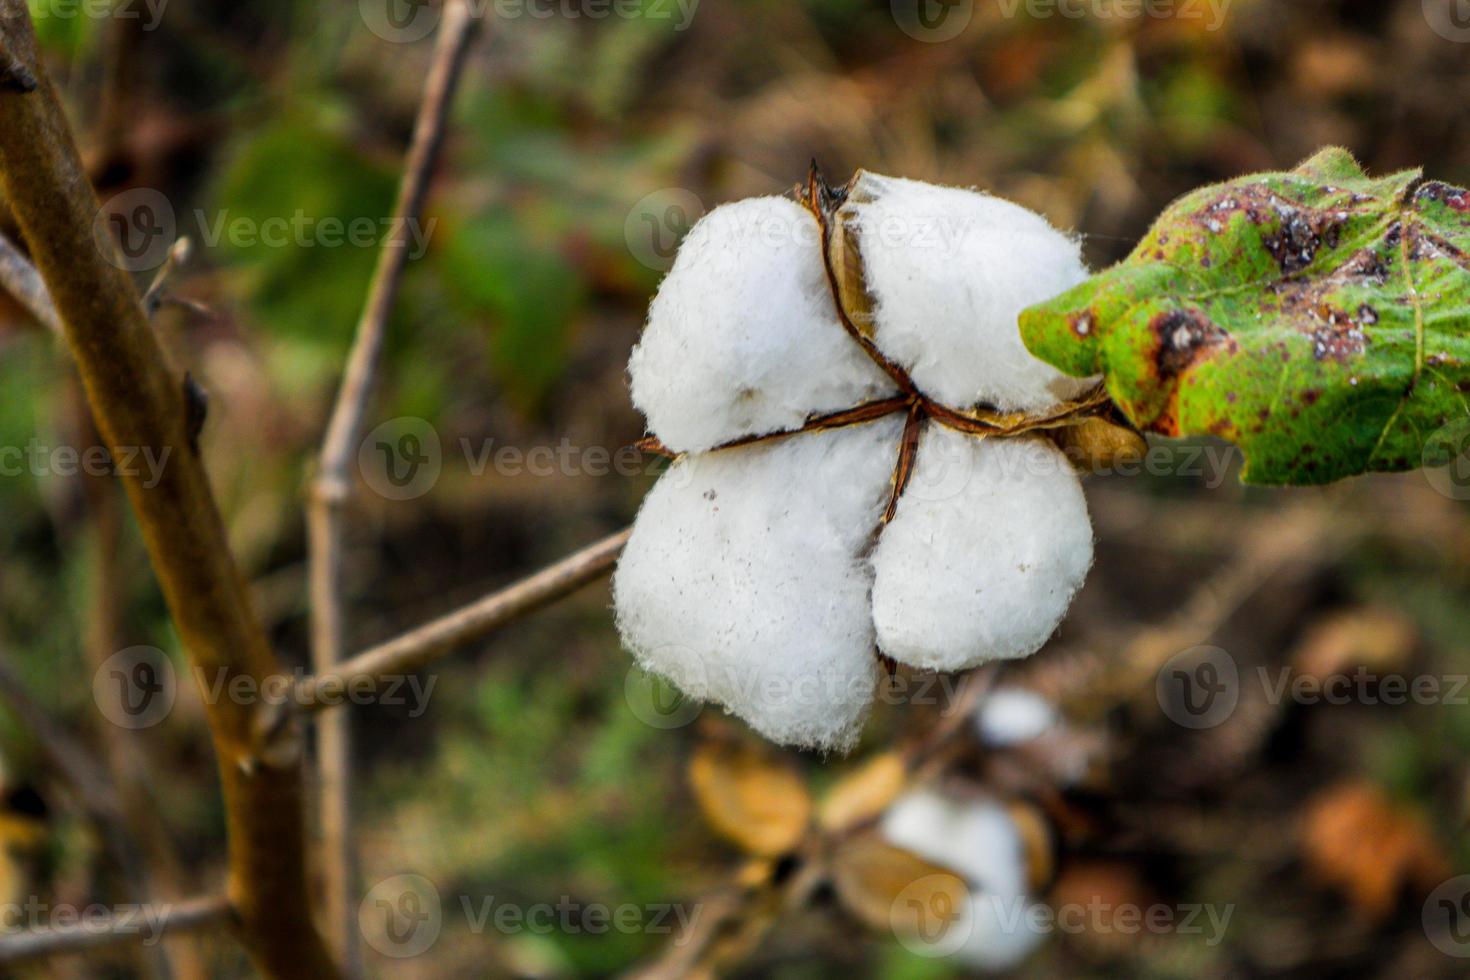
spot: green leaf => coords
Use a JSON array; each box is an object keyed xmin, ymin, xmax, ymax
[
  {"xmin": 1021, "ymin": 148, "xmax": 1470, "ymax": 485},
  {"xmin": 438, "ymin": 209, "xmax": 583, "ymax": 411}
]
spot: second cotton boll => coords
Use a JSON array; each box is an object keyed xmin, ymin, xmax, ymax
[{"xmin": 615, "ymin": 171, "xmax": 1098, "ymax": 752}]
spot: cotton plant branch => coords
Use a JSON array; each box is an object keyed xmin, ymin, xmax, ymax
[
  {"xmin": 73, "ymin": 383, "xmax": 210, "ymax": 980},
  {"xmin": 298, "ymin": 528, "xmax": 630, "ymax": 711},
  {"xmin": 0, "ymin": 895, "xmax": 234, "ymax": 966},
  {"xmin": 0, "ymin": 5, "xmax": 337, "ymax": 976},
  {"xmin": 0, "ymin": 227, "xmax": 61, "ymax": 334},
  {"xmin": 306, "ymin": 3, "xmax": 477, "ymax": 972}
]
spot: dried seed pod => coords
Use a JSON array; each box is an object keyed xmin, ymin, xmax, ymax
[
  {"xmin": 826, "ymin": 171, "xmax": 879, "ymax": 339},
  {"xmin": 1051, "ymin": 416, "xmax": 1147, "ymax": 472}
]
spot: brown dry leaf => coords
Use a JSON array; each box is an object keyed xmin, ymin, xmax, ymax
[
  {"xmin": 1051, "ymin": 416, "xmax": 1147, "ymax": 473},
  {"xmin": 1301, "ymin": 781, "xmax": 1451, "ymax": 921},
  {"xmin": 817, "ymin": 752, "xmax": 907, "ymax": 833},
  {"xmin": 1007, "ymin": 801, "xmax": 1055, "ymax": 892},
  {"xmin": 830, "ymin": 834, "xmax": 969, "ymax": 938},
  {"xmin": 1292, "ymin": 607, "xmax": 1417, "ymax": 681},
  {"xmin": 1049, "ymin": 860, "xmax": 1157, "ymax": 958},
  {"xmin": 688, "ymin": 741, "xmax": 812, "ymax": 857}
]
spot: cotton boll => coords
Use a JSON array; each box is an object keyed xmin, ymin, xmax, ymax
[
  {"xmin": 872, "ymin": 429, "xmax": 1093, "ymax": 671},
  {"xmin": 881, "ymin": 790, "xmax": 1048, "ymax": 970},
  {"xmin": 844, "ymin": 172, "xmax": 1096, "ymax": 413},
  {"xmin": 629, "ymin": 196, "xmax": 897, "ymax": 453},
  {"xmin": 974, "ymin": 687, "xmax": 1058, "ymax": 747},
  {"xmin": 613, "ymin": 418, "xmax": 903, "ymax": 751}
]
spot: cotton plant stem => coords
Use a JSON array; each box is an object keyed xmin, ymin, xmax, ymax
[
  {"xmin": 0, "ymin": 895, "xmax": 234, "ymax": 966},
  {"xmin": 0, "ymin": 5, "xmax": 336, "ymax": 976},
  {"xmin": 298, "ymin": 528, "xmax": 630, "ymax": 711},
  {"xmin": 306, "ymin": 4, "xmax": 477, "ymax": 973}
]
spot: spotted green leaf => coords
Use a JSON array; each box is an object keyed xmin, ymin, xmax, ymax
[{"xmin": 1020, "ymin": 148, "xmax": 1470, "ymax": 485}]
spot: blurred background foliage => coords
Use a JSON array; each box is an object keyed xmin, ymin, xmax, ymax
[{"xmin": 0, "ymin": 0, "xmax": 1468, "ymax": 976}]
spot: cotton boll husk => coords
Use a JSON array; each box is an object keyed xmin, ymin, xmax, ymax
[
  {"xmin": 613, "ymin": 418, "xmax": 903, "ymax": 751},
  {"xmin": 871, "ymin": 429, "xmax": 1092, "ymax": 671},
  {"xmin": 881, "ymin": 790, "xmax": 1048, "ymax": 970},
  {"xmin": 629, "ymin": 196, "xmax": 896, "ymax": 453},
  {"xmin": 843, "ymin": 172, "xmax": 1096, "ymax": 413}
]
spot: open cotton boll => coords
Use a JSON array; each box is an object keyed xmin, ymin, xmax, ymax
[
  {"xmin": 975, "ymin": 687, "xmax": 1059, "ymax": 747},
  {"xmin": 871, "ymin": 430, "xmax": 1092, "ymax": 670},
  {"xmin": 613, "ymin": 418, "xmax": 902, "ymax": 751},
  {"xmin": 843, "ymin": 173, "xmax": 1097, "ymax": 413},
  {"xmin": 629, "ymin": 196, "xmax": 897, "ymax": 453},
  {"xmin": 881, "ymin": 790, "xmax": 1048, "ymax": 971}
]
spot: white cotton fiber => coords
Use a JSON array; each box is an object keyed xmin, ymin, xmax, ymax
[
  {"xmin": 629, "ymin": 196, "xmax": 896, "ymax": 453},
  {"xmin": 881, "ymin": 789, "xmax": 1048, "ymax": 970},
  {"xmin": 871, "ymin": 430, "xmax": 1092, "ymax": 671},
  {"xmin": 843, "ymin": 172, "xmax": 1096, "ymax": 413},
  {"xmin": 613, "ymin": 418, "xmax": 903, "ymax": 751},
  {"xmin": 974, "ymin": 687, "xmax": 1058, "ymax": 747}
]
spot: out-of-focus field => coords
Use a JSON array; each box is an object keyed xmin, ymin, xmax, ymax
[{"xmin": 1, "ymin": 1, "xmax": 1468, "ymax": 976}]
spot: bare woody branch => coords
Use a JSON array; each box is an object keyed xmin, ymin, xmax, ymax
[
  {"xmin": 306, "ymin": 3, "xmax": 478, "ymax": 971},
  {"xmin": 0, "ymin": 895, "xmax": 234, "ymax": 966},
  {"xmin": 299, "ymin": 528, "xmax": 630, "ymax": 711},
  {"xmin": 0, "ymin": 5, "xmax": 337, "ymax": 976}
]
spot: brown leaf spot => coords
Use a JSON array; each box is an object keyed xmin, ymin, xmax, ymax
[{"xmin": 1149, "ymin": 308, "xmax": 1233, "ymax": 379}]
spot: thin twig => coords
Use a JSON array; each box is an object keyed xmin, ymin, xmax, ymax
[
  {"xmin": 0, "ymin": 637, "xmax": 172, "ymax": 980},
  {"xmin": 305, "ymin": 5, "xmax": 477, "ymax": 971},
  {"xmin": 0, "ymin": 895, "xmax": 234, "ymax": 966},
  {"xmin": 0, "ymin": 227, "xmax": 60, "ymax": 333},
  {"xmin": 0, "ymin": 5, "xmax": 337, "ymax": 975},
  {"xmin": 0, "ymin": 650, "xmax": 125, "ymax": 830},
  {"xmin": 298, "ymin": 528, "xmax": 630, "ymax": 711}
]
